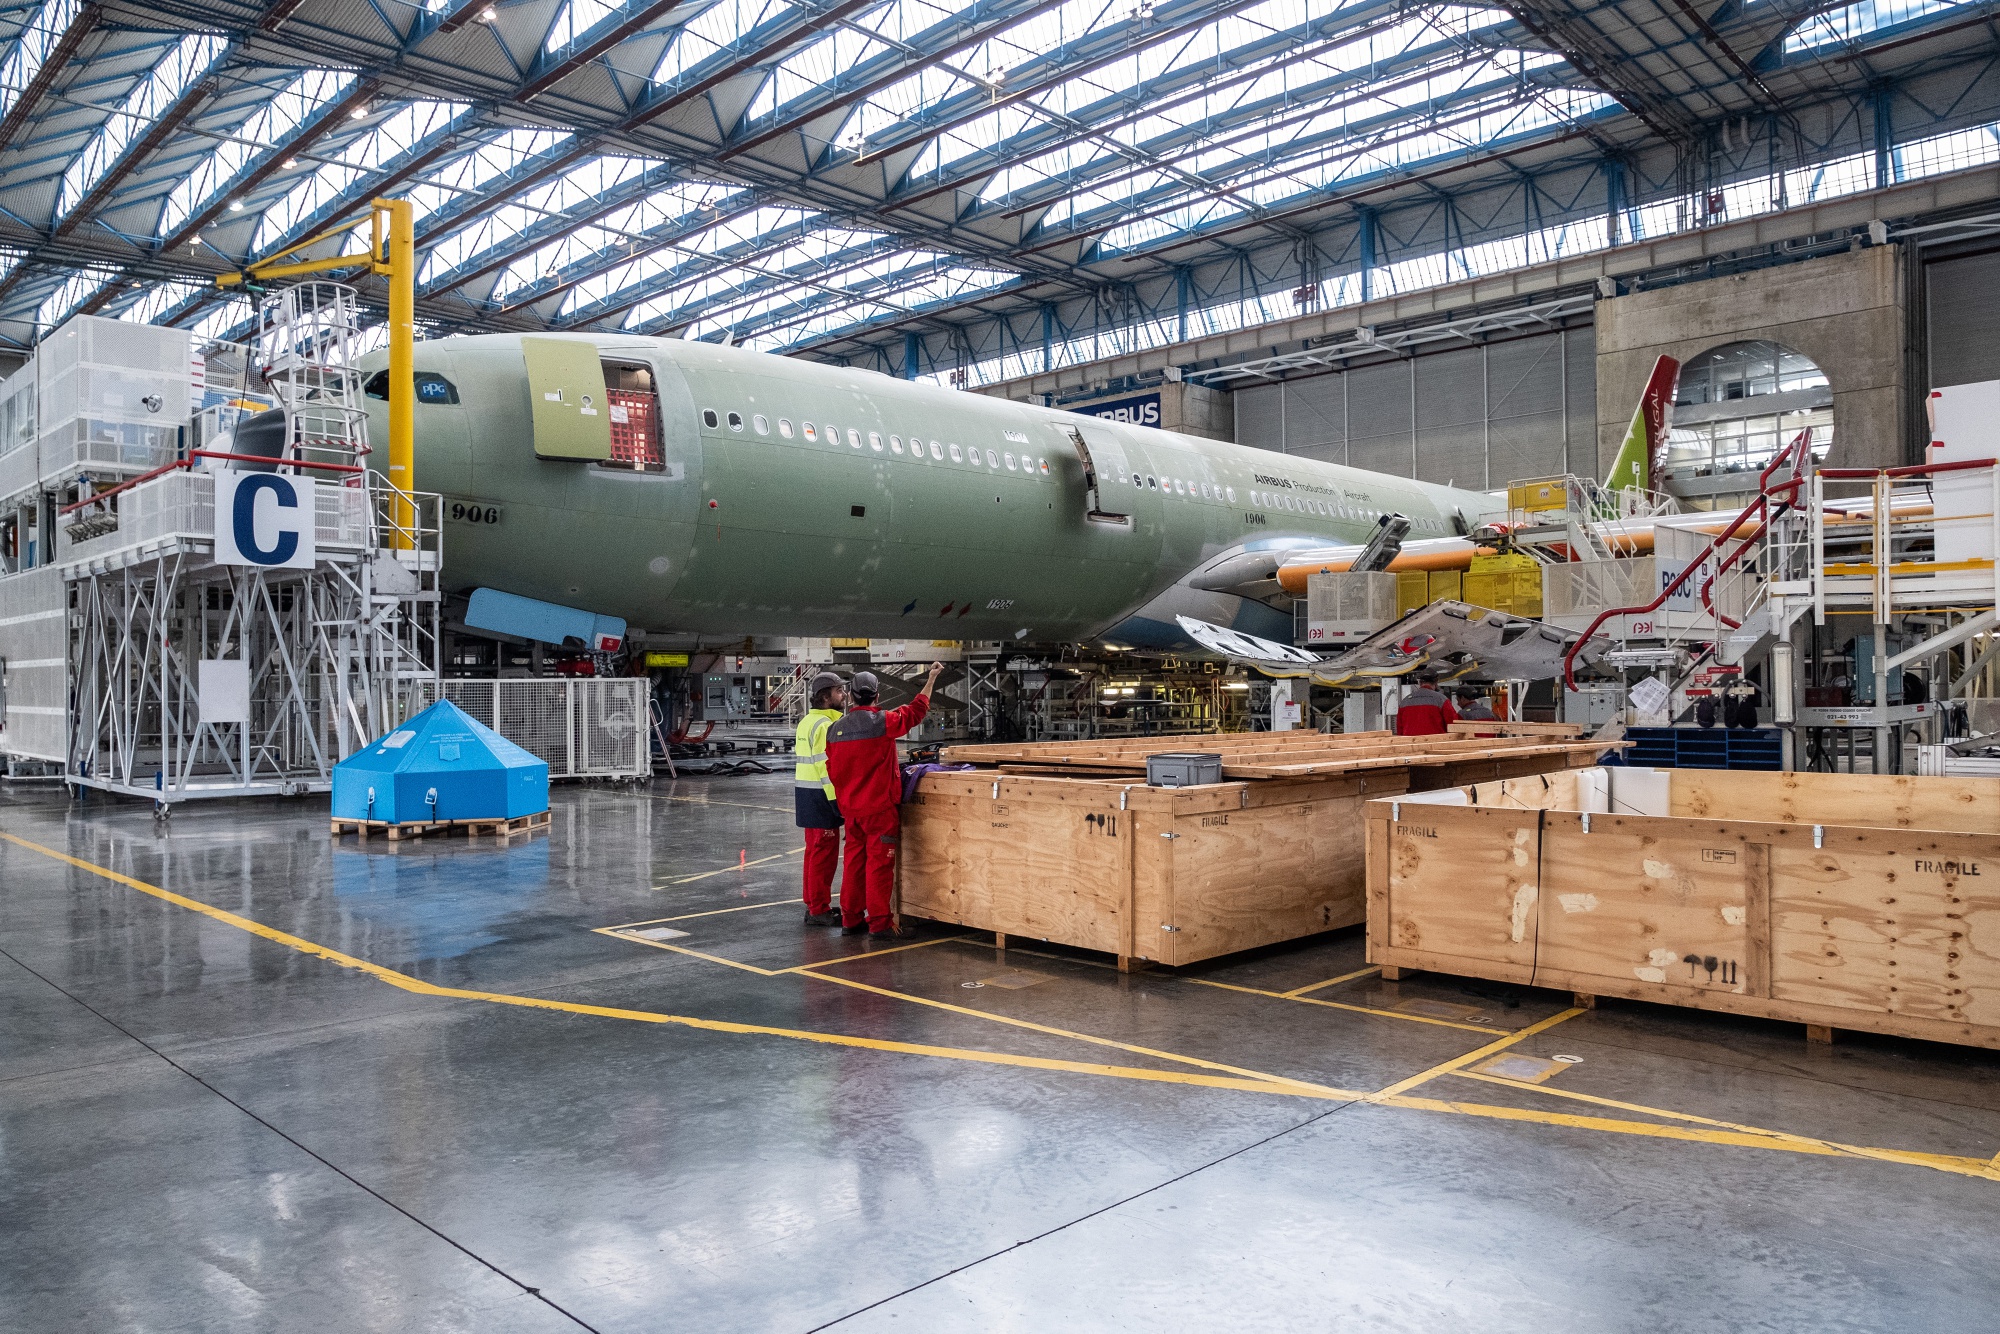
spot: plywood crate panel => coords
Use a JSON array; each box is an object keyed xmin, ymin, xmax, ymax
[
  {"xmin": 903, "ymin": 769, "xmax": 1410, "ymax": 967},
  {"xmin": 1367, "ymin": 767, "xmax": 2000, "ymax": 1049}
]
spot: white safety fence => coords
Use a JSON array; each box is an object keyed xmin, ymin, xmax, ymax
[{"xmin": 410, "ymin": 678, "xmax": 649, "ymax": 780}]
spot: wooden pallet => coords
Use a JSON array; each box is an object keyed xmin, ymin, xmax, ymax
[{"xmin": 330, "ymin": 809, "xmax": 551, "ymax": 843}]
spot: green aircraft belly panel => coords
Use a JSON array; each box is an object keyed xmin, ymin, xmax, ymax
[{"xmin": 523, "ymin": 336, "xmax": 612, "ymax": 461}]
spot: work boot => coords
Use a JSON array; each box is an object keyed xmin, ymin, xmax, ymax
[
  {"xmin": 840, "ymin": 920, "xmax": 869, "ymax": 935},
  {"xmin": 802, "ymin": 910, "xmax": 842, "ymax": 927},
  {"xmin": 869, "ymin": 923, "xmax": 921, "ymax": 941}
]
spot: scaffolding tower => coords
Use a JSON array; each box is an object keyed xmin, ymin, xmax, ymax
[{"xmin": 60, "ymin": 284, "xmax": 440, "ymax": 807}]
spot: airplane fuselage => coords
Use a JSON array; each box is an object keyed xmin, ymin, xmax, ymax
[{"xmin": 357, "ymin": 333, "xmax": 1500, "ymax": 642}]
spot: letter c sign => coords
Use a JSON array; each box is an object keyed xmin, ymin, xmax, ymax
[{"xmin": 213, "ymin": 470, "xmax": 318, "ymax": 569}]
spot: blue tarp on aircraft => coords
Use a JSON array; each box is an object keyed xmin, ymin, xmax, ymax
[{"xmin": 331, "ymin": 698, "xmax": 549, "ymax": 824}]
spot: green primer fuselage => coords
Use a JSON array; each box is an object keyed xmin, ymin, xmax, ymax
[{"xmin": 358, "ymin": 332, "xmax": 1499, "ymax": 641}]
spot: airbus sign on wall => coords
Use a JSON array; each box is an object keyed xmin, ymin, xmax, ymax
[
  {"xmin": 1074, "ymin": 392, "xmax": 1161, "ymax": 428},
  {"xmin": 213, "ymin": 470, "xmax": 319, "ymax": 570}
]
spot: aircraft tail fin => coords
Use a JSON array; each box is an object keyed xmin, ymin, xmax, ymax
[{"xmin": 1604, "ymin": 354, "xmax": 1679, "ymax": 492}]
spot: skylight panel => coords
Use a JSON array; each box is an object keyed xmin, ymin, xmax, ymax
[
  {"xmin": 117, "ymin": 279, "xmax": 206, "ymax": 326},
  {"xmin": 1785, "ymin": 0, "xmax": 1965, "ymax": 52},
  {"xmin": 161, "ymin": 69, "xmax": 355, "ymax": 234},
  {"xmin": 34, "ymin": 267, "xmax": 113, "ymax": 332},
  {"xmin": 187, "ymin": 294, "xmax": 255, "ymax": 341},
  {"xmin": 55, "ymin": 34, "xmax": 232, "ymax": 221},
  {"xmin": 545, "ymin": 0, "xmax": 622, "ymax": 52},
  {"xmin": 652, "ymin": 0, "xmax": 793, "ymax": 86},
  {"xmin": 251, "ymin": 100, "xmax": 473, "ymax": 254},
  {"xmin": 484, "ymin": 179, "xmax": 743, "ymax": 298},
  {"xmin": 404, "ymin": 126, "xmax": 574, "ymax": 223},
  {"xmin": 0, "ymin": 0, "xmax": 84, "ymax": 121}
]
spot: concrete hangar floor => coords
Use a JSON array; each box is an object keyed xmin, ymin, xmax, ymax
[{"xmin": 2, "ymin": 772, "xmax": 1997, "ymax": 1334}]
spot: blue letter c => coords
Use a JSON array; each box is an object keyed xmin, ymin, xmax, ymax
[{"xmin": 233, "ymin": 475, "xmax": 299, "ymax": 564}]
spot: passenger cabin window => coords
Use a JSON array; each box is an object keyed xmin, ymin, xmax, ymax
[
  {"xmin": 727, "ymin": 411, "xmax": 743, "ymax": 432},
  {"xmin": 364, "ymin": 370, "xmax": 459, "ymax": 404},
  {"xmin": 779, "ymin": 418, "xmax": 794, "ymax": 438},
  {"xmin": 702, "ymin": 409, "xmax": 719, "ymax": 429},
  {"xmin": 753, "ymin": 414, "xmax": 769, "ymax": 435},
  {"xmin": 603, "ymin": 361, "xmax": 664, "ymax": 471}
]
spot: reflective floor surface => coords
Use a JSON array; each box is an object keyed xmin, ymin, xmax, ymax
[{"xmin": 3, "ymin": 773, "xmax": 1998, "ymax": 1333}]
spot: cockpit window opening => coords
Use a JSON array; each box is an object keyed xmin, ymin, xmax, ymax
[{"xmin": 364, "ymin": 369, "xmax": 458, "ymax": 404}]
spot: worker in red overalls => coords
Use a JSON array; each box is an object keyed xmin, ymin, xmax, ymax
[
  {"xmin": 824, "ymin": 662, "xmax": 944, "ymax": 940},
  {"xmin": 1395, "ymin": 671, "xmax": 1459, "ymax": 736}
]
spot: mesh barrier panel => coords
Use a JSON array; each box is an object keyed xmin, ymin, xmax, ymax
[
  {"xmin": 606, "ymin": 389, "xmax": 661, "ymax": 468},
  {"xmin": 412, "ymin": 678, "xmax": 646, "ymax": 778}
]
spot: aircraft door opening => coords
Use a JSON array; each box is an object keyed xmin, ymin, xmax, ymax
[
  {"xmin": 601, "ymin": 360, "xmax": 665, "ymax": 471},
  {"xmin": 1055, "ymin": 423, "xmax": 1133, "ymax": 528}
]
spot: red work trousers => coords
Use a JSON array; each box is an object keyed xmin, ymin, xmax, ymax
[
  {"xmin": 839, "ymin": 807, "xmax": 900, "ymax": 931},
  {"xmin": 802, "ymin": 825, "xmax": 843, "ymax": 915}
]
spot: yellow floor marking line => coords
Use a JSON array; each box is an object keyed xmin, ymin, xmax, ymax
[
  {"xmin": 1282, "ymin": 966, "xmax": 1380, "ymax": 998},
  {"xmin": 592, "ymin": 933, "xmax": 782, "ymax": 976},
  {"xmin": 0, "ymin": 832, "xmax": 1336, "ymax": 1102},
  {"xmin": 1384, "ymin": 1093, "xmax": 1998, "ymax": 1180},
  {"xmin": 1448, "ymin": 1070, "xmax": 1999, "ymax": 1177},
  {"xmin": 656, "ymin": 846, "xmax": 803, "ymax": 887},
  {"xmin": 779, "ymin": 967, "xmax": 1356, "ymax": 1098},
  {"xmin": 1184, "ymin": 977, "xmax": 1507, "ymax": 1035},
  {"xmin": 602, "ymin": 900, "xmax": 795, "ymax": 930},
  {"xmin": 782, "ymin": 936, "xmax": 970, "ymax": 971},
  {"xmin": 1371, "ymin": 1007, "xmax": 1586, "ymax": 1099},
  {"xmin": 11, "ymin": 832, "xmax": 1994, "ymax": 1182}
]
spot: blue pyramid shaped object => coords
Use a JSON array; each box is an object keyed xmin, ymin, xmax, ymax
[{"xmin": 331, "ymin": 698, "xmax": 550, "ymax": 824}]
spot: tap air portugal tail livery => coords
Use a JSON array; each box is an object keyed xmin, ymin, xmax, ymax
[{"xmin": 349, "ymin": 333, "xmax": 1676, "ymax": 649}]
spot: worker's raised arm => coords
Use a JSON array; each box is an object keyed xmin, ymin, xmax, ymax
[{"xmin": 881, "ymin": 662, "xmax": 944, "ymax": 740}]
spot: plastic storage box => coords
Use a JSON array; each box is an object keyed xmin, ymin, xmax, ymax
[{"xmin": 1146, "ymin": 752, "xmax": 1223, "ymax": 787}]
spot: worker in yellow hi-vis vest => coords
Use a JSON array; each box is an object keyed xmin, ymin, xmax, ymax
[{"xmin": 794, "ymin": 671, "xmax": 848, "ymax": 926}]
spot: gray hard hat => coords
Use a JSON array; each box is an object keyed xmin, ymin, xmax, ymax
[
  {"xmin": 809, "ymin": 671, "xmax": 844, "ymax": 696},
  {"xmin": 851, "ymin": 670, "xmax": 880, "ymax": 695}
]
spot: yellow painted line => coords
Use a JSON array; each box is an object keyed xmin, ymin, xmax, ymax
[
  {"xmin": 1282, "ymin": 965, "xmax": 1381, "ymax": 998},
  {"xmin": 590, "ymin": 932, "xmax": 781, "ymax": 976},
  {"xmin": 602, "ymin": 900, "xmax": 795, "ymax": 929},
  {"xmin": 0, "ymin": 832, "xmax": 1333, "ymax": 1102},
  {"xmin": 1448, "ymin": 1070, "xmax": 2000, "ymax": 1174},
  {"xmin": 12, "ymin": 831, "xmax": 1996, "ymax": 1183},
  {"xmin": 782, "ymin": 935, "xmax": 971, "ymax": 971},
  {"xmin": 1184, "ymin": 976, "xmax": 1507, "ymax": 1035},
  {"xmin": 1371, "ymin": 1006, "xmax": 1586, "ymax": 1099},
  {"xmin": 656, "ymin": 846, "xmax": 803, "ymax": 887},
  {"xmin": 790, "ymin": 967, "xmax": 1356, "ymax": 1098},
  {"xmin": 1385, "ymin": 1092, "xmax": 1998, "ymax": 1179}
]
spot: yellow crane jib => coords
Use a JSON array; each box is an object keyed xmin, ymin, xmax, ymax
[{"xmin": 214, "ymin": 197, "xmax": 416, "ymax": 551}]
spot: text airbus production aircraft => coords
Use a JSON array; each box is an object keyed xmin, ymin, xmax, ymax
[{"xmin": 352, "ymin": 333, "xmax": 1674, "ymax": 650}]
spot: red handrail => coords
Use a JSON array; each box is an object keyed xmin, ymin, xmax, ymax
[
  {"xmin": 59, "ymin": 450, "xmax": 368, "ymax": 516},
  {"xmin": 1561, "ymin": 431, "xmax": 1814, "ymax": 690},
  {"xmin": 1819, "ymin": 457, "xmax": 1995, "ymax": 480}
]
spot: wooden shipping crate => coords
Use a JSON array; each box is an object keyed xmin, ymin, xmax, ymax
[
  {"xmin": 902, "ymin": 769, "xmax": 1409, "ymax": 968},
  {"xmin": 1367, "ymin": 767, "xmax": 2000, "ymax": 1050},
  {"xmin": 903, "ymin": 733, "xmax": 1616, "ymax": 968}
]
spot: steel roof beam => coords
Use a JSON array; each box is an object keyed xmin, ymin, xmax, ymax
[
  {"xmin": 1493, "ymin": 0, "xmax": 1699, "ymax": 141},
  {"xmin": 0, "ymin": 1, "xmax": 101, "ymax": 152},
  {"xmin": 518, "ymin": 0, "xmax": 690, "ymax": 102},
  {"xmin": 884, "ymin": 2, "xmax": 1463, "ymax": 215},
  {"xmin": 481, "ymin": 193, "xmax": 778, "ymax": 311},
  {"xmin": 714, "ymin": 0, "xmax": 1069, "ymax": 163},
  {"xmin": 53, "ymin": 54, "xmax": 229, "ymax": 238}
]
